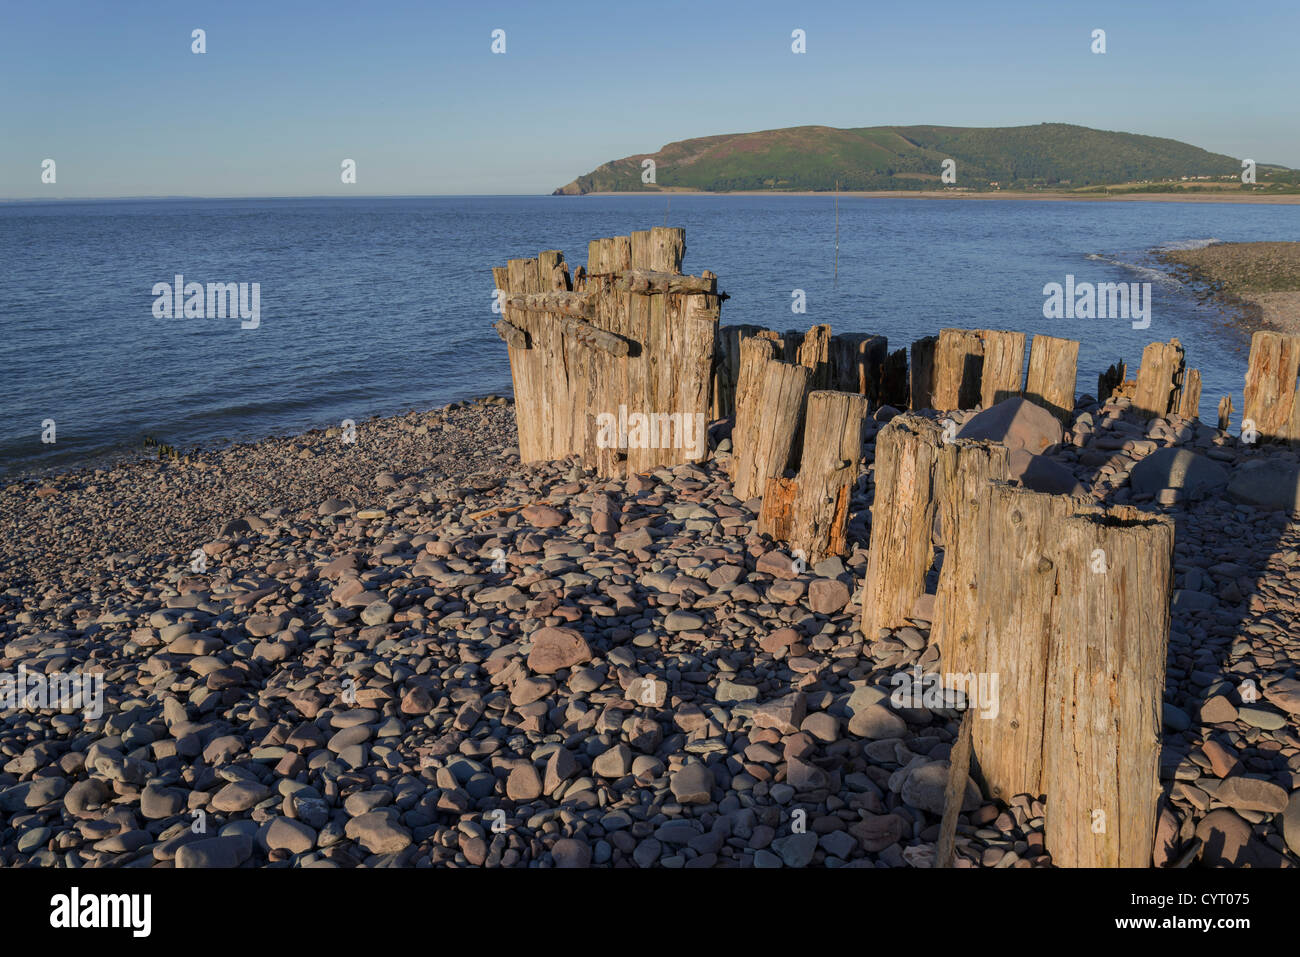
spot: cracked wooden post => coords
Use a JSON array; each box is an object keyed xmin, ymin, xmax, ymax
[
  {"xmin": 1132, "ymin": 338, "xmax": 1186, "ymax": 419},
  {"xmin": 949, "ymin": 484, "xmax": 1081, "ymax": 804},
  {"xmin": 1242, "ymin": 330, "xmax": 1300, "ymax": 443},
  {"xmin": 932, "ymin": 329, "xmax": 985, "ymax": 411},
  {"xmin": 979, "ymin": 330, "xmax": 1026, "ymax": 408},
  {"xmin": 1042, "ymin": 504, "xmax": 1174, "ymax": 868},
  {"xmin": 712, "ymin": 324, "xmax": 769, "ymax": 420},
  {"xmin": 1217, "ymin": 395, "xmax": 1233, "ymax": 432},
  {"xmin": 930, "ymin": 439, "xmax": 1011, "ymax": 680},
  {"xmin": 759, "ymin": 390, "xmax": 869, "ymax": 563},
  {"xmin": 1024, "ymin": 335, "xmax": 1079, "ymax": 425},
  {"xmin": 730, "ymin": 353, "xmax": 811, "ymax": 503},
  {"xmin": 860, "ymin": 414, "xmax": 944, "ymax": 637},
  {"xmin": 797, "ymin": 323, "xmax": 834, "ymax": 391}
]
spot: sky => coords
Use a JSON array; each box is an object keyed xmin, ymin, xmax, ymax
[{"xmin": 2, "ymin": 0, "xmax": 1298, "ymax": 199}]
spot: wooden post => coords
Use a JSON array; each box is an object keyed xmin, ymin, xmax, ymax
[
  {"xmin": 932, "ymin": 329, "xmax": 985, "ymax": 411},
  {"xmin": 711, "ymin": 324, "xmax": 770, "ymax": 420},
  {"xmin": 1242, "ymin": 330, "xmax": 1300, "ymax": 443},
  {"xmin": 830, "ymin": 333, "xmax": 888, "ymax": 402},
  {"xmin": 1024, "ymin": 335, "xmax": 1079, "ymax": 425},
  {"xmin": 1176, "ymin": 368, "xmax": 1202, "ymax": 420},
  {"xmin": 759, "ymin": 390, "xmax": 869, "ymax": 563},
  {"xmin": 1132, "ymin": 338, "xmax": 1186, "ymax": 420},
  {"xmin": 860, "ymin": 414, "xmax": 944, "ymax": 637},
  {"xmin": 1217, "ymin": 395, "xmax": 1233, "ymax": 432},
  {"xmin": 930, "ymin": 440, "xmax": 1012, "ymax": 679},
  {"xmin": 1043, "ymin": 504, "xmax": 1174, "ymax": 868},
  {"xmin": 797, "ymin": 324, "xmax": 834, "ymax": 391},
  {"xmin": 979, "ymin": 330, "xmax": 1026, "ymax": 409},
  {"xmin": 940, "ymin": 484, "xmax": 1080, "ymax": 802},
  {"xmin": 731, "ymin": 355, "xmax": 811, "ymax": 502},
  {"xmin": 910, "ymin": 336, "xmax": 938, "ymax": 411},
  {"xmin": 881, "ymin": 347, "xmax": 909, "ymax": 409},
  {"xmin": 1098, "ymin": 360, "xmax": 1127, "ymax": 405},
  {"xmin": 936, "ymin": 708, "xmax": 975, "ymax": 868},
  {"xmin": 648, "ymin": 226, "xmax": 685, "ymax": 274}
]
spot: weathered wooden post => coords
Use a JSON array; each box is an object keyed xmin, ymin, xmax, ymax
[
  {"xmin": 1042, "ymin": 504, "xmax": 1174, "ymax": 868},
  {"xmin": 1132, "ymin": 338, "xmax": 1187, "ymax": 419},
  {"xmin": 1242, "ymin": 330, "xmax": 1300, "ymax": 443},
  {"xmin": 830, "ymin": 333, "xmax": 889, "ymax": 403},
  {"xmin": 910, "ymin": 336, "xmax": 938, "ymax": 410},
  {"xmin": 1024, "ymin": 335, "xmax": 1079, "ymax": 424},
  {"xmin": 711, "ymin": 324, "xmax": 769, "ymax": 419},
  {"xmin": 1176, "ymin": 368, "xmax": 1202, "ymax": 420},
  {"xmin": 759, "ymin": 390, "xmax": 869, "ymax": 562},
  {"xmin": 797, "ymin": 324, "xmax": 834, "ymax": 391},
  {"xmin": 731, "ymin": 352, "xmax": 811, "ymax": 502},
  {"xmin": 934, "ymin": 483, "xmax": 1079, "ymax": 802},
  {"xmin": 979, "ymin": 330, "xmax": 1026, "ymax": 408},
  {"xmin": 1217, "ymin": 395, "xmax": 1233, "ymax": 432},
  {"xmin": 1098, "ymin": 360, "xmax": 1127, "ymax": 405},
  {"xmin": 929, "ymin": 439, "xmax": 1011, "ymax": 679},
  {"xmin": 932, "ymin": 329, "xmax": 985, "ymax": 411},
  {"xmin": 860, "ymin": 414, "xmax": 944, "ymax": 637}
]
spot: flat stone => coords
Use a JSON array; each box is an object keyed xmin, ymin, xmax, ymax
[
  {"xmin": 808, "ymin": 578, "xmax": 850, "ymax": 614},
  {"xmin": 1195, "ymin": 809, "xmax": 1252, "ymax": 867},
  {"xmin": 752, "ymin": 693, "xmax": 806, "ymax": 735},
  {"xmin": 1215, "ymin": 776, "xmax": 1288, "ymax": 813},
  {"xmin": 848, "ymin": 702, "xmax": 906, "ymax": 739},
  {"xmin": 552, "ymin": 837, "xmax": 591, "ymax": 868},
  {"xmin": 670, "ymin": 763, "xmax": 714, "ymax": 805},
  {"xmin": 344, "ymin": 812, "xmax": 412, "ymax": 855},
  {"xmin": 527, "ymin": 627, "xmax": 591, "ymax": 675},
  {"xmin": 265, "ymin": 816, "xmax": 316, "ymax": 854},
  {"xmin": 176, "ymin": 835, "xmax": 253, "ymax": 868},
  {"xmin": 770, "ymin": 832, "xmax": 818, "ymax": 868}
]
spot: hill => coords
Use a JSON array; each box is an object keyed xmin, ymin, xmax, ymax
[{"xmin": 553, "ymin": 123, "xmax": 1276, "ymax": 194}]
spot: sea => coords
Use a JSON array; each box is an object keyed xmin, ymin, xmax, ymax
[{"xmin": 2, "ymin": 194, "xmax": 1297, "ymax": 475}]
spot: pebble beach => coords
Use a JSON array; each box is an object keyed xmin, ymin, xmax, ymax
[{"xmin": 1, "ymin": 389, "xmax": 1299, "ymax": 869}]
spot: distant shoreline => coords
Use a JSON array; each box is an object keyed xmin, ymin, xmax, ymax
[{"xmin": 573, "ymin": 189, "xmax": 1300, "ymax": 205}]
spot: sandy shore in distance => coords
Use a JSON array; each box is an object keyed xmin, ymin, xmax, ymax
[{"xmin": 1157, "ymin": 241, "xmax": 1300, "ymax": 335}]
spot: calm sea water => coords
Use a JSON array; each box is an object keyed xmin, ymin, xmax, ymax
[{"xmin": 2, "ymin": 195, "xmax": 1297, "ymax": 475}]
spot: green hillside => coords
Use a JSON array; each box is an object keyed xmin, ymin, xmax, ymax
[{"xmin": 553, "ymin": 123, "xmax": 1275, "ymax": 194}]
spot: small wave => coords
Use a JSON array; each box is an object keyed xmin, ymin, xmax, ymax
[{"xmin": 1083, "ymin": 253, "xmax": 1181, "ymax": 286}]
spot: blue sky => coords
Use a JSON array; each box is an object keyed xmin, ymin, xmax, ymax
[{"xmin": 2, "ymin": 0, "xmax": 1297, "ymax": 198}]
